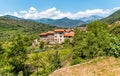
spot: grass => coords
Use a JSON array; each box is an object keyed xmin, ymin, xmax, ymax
[
  {"xmin": 26, "ymin": 47, "xmax": 72, "ymax": 75},
  {"xmin": 49, "ymin": 56, "xmax": 120, "ymax": 76},
  {"xmin": 27, "ymin": 48, "xmax": 72, "ymax": 63}
]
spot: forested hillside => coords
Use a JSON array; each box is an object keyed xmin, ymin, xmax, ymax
[
  {"xmin": 101, "ymin": 9, "xmax": 120, "ymax": 24},
  {"xmin": 0, "ymin": 16, "xmax": 57, "ymax": 41}
]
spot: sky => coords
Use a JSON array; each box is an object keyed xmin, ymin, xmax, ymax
[{"xmin": 0, "ymin": 0, "xmax": 120, "ymax": 19}]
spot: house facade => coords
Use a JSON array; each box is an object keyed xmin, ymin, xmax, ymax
[{"xmin": 39, "ymin": 29, "xmax": 74, "ymax": 44}]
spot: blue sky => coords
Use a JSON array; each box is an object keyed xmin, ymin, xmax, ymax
[{"xmin": 0, "ymin": 0, "xmax": 120, "ymax": 19}]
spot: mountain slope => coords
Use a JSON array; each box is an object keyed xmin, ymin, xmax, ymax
[
  {"xmin": 80, "ymin": 15, "xmax": 103, "ymax": 23},
  {"xmin": 35, "ymin": 17, "xmax": 86, "ymax": 27},
  {"xmin": 49, "ymin": 57, "xmax": 120, "ymax": 76},
  {"xmin": 35, "ymin": 18, "xmax": 55, "ymax": 24},
  {"xmin": 101, "ymin": 10, "xmax": 120, "ymax": 24},
  {"xmin": 52, "ymin": 17, "xmax": 85, "ymax": 27},
  {"xmin": 0, "ymin": 16, "xmax": 57, "ymax": 41},
  {"xmin": 3, "ymin": 15, "xmax": 24, "ymax": 20},
  {"xmin": 3, "ymin": 15, "xmax": 86, "ymax": 27}
]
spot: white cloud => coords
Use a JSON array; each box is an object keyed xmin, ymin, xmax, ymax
[
  {"xmin": 3, "ymin": 6, "xmax": 120, "ymax": 19},
  {"xmin": 20, "ymin": 10, "xmax": 27, "ymax": 14},
  {"xmin": 113, "ymin": 7, "xmax": 120, "ymax": 10},
  {"xmin": 29, "ymin": 7, "xmax": 37, "ymax": 13},
  {"xmin": 13, "ymin": 12, "xmax": 19, "ymax": 17}
]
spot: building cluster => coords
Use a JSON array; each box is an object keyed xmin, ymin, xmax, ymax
[{"xmin": 39, "ymin": 29, "xmax": 74, "ymax": 44}]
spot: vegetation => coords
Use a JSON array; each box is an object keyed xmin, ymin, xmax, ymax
[
  {"xmin": 64, "ymin": 39, "xmax": 71, "ymax": 48},
  {"xmin": 49, "ymin": 57, "xmax": 120, "ymax": 76},
  {"xmin": 72, "ymin": 21, "xmax": 120, "ymax": 64},
  {"xmin": 1, "ymin": 16, "xmax": 120, "ymax": 76},
  {"xmin": 39, "ymin": 41, "xmax": 44, "ymax": 49},
  {"xmin": 0, "ymin": 16, "xmax": 57, "ymax": 42},
  {"xmin": 101, "ymin": 9, "xmax": 120, "ymax": 24}
]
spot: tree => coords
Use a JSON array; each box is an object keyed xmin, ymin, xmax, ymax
[
  {"xmin": 72, "ymin": 28, "xmax": 87, "ymax": 59},
  {"xmin": 72, "ymin": 21, "xmax": 111, "ymax": 61},
  {"xmin": 39, "ymin": 41, "xmax": 44, "ymax": 49},
  {"xmin": 64, "ymin": 39, "xmax": 70, "ymax": 48},
  {"xmin": 49, "ymin": 51, "xmax": 61, "ymax": 73},
  {"xmin": 109, "ymin": 24, "xmax": 120, "ymax": 57},
  {"xmin": 2, "ymin": 34, "xmax": 30, "ymax": 76},
  {"xmin": 109, "ymin": 36, "xmax": 120, "ymax": 57}
]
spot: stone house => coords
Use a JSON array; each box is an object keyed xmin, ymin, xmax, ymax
[{"xmin": 39, "ymin": 29, "xmax": 74, "ymax": 44}]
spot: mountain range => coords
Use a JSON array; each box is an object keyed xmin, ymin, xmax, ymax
[
  {"xmin": 3, "ymin": 15, "xmax": 103, "ymax": 27},
  {"xmin": 3, "ymin": 8, "xmax": 120, "ymax": 28},
  {"xmin": 35, "ymin": 17, "xmax": 86, "ymax": 27}
]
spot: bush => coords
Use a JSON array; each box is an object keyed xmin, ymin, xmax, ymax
[
  {"xmin": 39, "ymin": 41, "xmax": 44, "ymax": 49},
  {"xmin": 71, "ymin": 57, "xmax": 83, "ymax": 65},
  {"xmin": 64, "ymin": 39, "xmax": 70, "ymax": 48}
]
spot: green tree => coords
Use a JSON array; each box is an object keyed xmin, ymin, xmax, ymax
[
  {"xmin": 72, "ymin": 28, "xmax": 87, "ymax": 59},
  {"xmin": 64, "ymin": 39, "xmax": 70, "ymax": 48},
  {"xmin": 109, "ymin": 36, "xmax": 120, "ymax": 57},
  {"xmin": 39, "ymin": 41, "xmax": 44, "ymax": 49},
  {"xmin": 2, "ymin": 34, "xmax": 30, "ymax": 76},
  {"xmin": 72, "ymin": 21, "xmax": 111, "ymax": 62}
]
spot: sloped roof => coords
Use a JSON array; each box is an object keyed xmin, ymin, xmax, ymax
[
  {"xmin": 64, "ymin": 33, "xmax": 74, "ymax": 37},
  {"xmin": 39, "ymin": 33, "xmax": 47, "ymax": 36},
  {"xmin": 54, "ymin": 29, "xmax": 65, "ymax": 32},
  {"xmin": 47, "ymin": 31, "xmax": 54, "ymax": 34}
]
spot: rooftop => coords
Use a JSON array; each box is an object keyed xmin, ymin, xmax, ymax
[
  {"xmin": 39, "ymin": 33, "xmax": 47, "ymax": 36},
  {"xmin": 54, "ymin": 29, "xmax": 65, "ymax": 32},
  {"xmin": 65, "ymin": 29, "xmax": 71, "ymax": 32},
  {"xmin": 47, "ymin": 31, "xmax": 54, "ymax": 34},
  {"xmin": 64, "ymin": 33, "xmax": 74, "ymax": 37}
]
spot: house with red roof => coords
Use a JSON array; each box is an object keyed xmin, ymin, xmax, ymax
[{"xmin": 39, "ymin": 29, "xmax": 74, "ymax": 44}]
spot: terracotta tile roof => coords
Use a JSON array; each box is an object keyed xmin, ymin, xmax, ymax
[
  {"xmin": 39, "ymin": 33, "xmax": 47, "ymax": 36},
  {"xmin": 64, "ymin": 33, "xmax": 74, "ymax": 37},
  {"xmin": 47, "ymin": 31, "xmax": 54, "ymax": 34},
  {"xmin": 54, "ymin": 29, "xmax": 65, "ymax": 32},
  {"xmin": 66, "ymin": 29, "xmax": 74, "ymax": 32}
]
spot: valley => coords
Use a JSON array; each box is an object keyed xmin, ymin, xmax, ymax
[{"xmin": 0, "ymin": 3, "xmax": 120, "ymax": 76}]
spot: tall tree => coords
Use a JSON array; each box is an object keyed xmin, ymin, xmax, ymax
[{"xmin": 2, "ymin": 34, "xmax": 29, "ymax": 76}]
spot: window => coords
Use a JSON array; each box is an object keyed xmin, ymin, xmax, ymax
[
  {"xmin": 60, "ymin": 32, "xmax": 63, "ymax": 34},
  {"xmin": 60, "ymin": 36, "xmax": 62, "ymax": 37}
]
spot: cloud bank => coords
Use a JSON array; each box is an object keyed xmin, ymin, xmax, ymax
[{"xmin": 4, "ymin": 7, "xmax": 120, "ymax": 19}]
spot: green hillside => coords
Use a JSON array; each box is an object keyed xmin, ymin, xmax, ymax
[
  {"xmin": 0, "ymin": 16, "xmax": 57, "ymax": 41},
  {"xmin": 101, "ymin": 10, "xmax": 120, "ymax": 24}
]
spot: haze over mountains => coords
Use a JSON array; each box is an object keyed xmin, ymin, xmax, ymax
[{"xmin": 2, "ymin": 15, "xmax": 103, "ymax": 27}]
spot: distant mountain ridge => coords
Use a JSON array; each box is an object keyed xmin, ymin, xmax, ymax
[
  {"xmin": 2, "ymin": 15, "xmax": 103, "ymax": 27},
  {"xmin": 3, "ymin": 15, "xmax": 86, "ymax": 27},
  {"xmin": 35, "ymin": 18, "xmax": 55, "ymax": 24},
  {"xmin": 35, "ymin": 17, "xmax": 86, "ymax": 27},
  {"xmin": 3, "ymin": 15, "xmax": 24, "ymax": 20},
  {"xmin": 80, "ymin": 15, "xmax": 103, "ymax": 23}
]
